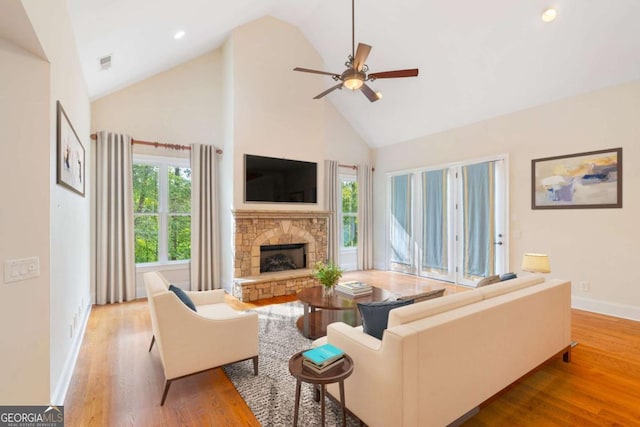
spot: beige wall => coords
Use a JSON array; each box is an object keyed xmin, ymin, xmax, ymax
[
  {"xmin": 373, "ymin": 80, "xmax": 640, "ymax": 319},
  {"xmin": 91, "ymin": 50, "xmax": 223, "ymax": 145},
  {"xmin": 229, "ymin": 16, "xmax": 326, "ymax": 210},
  {"xmin": 0, "ymin": 38, "xmax": 51, "ymax": 405}
]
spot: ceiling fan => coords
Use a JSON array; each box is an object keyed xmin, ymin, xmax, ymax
[{"xmin": 293, "ymin": 0, "xmax": 419, "ymax": 102}]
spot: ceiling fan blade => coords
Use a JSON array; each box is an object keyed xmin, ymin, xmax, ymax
[
  {"xmin": 313, "ymin": 83, "xmax": 344, "ymax": 99},
  {"xmin": 353, "ymin": 43, "xmax": 372, "ymax": 71},
  {"xmin": 361, "ymin": 83, "xmax": 380, "ymax": 103},
  {"xmin": 369, "ymin": 68, "xmax": 419, "ymax": 80},
  {"xmin": 294, "ymin": 67, "xmax": 341, "ymax": 78}
]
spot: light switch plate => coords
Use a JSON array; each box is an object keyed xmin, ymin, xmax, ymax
[{"xmin": 4, "ymin": 257, "xmax": 40, "ymax": 284}]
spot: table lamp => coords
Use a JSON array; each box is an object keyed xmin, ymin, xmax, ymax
[{"xmin": 521, "ymin": 253, "xmax": 551, "ymax": 273}]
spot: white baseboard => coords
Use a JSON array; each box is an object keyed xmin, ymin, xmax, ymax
[
  {"xmin": 51, "ymin": 303, "xmax": 92, "ymax": 405},
  {"xmin": 572, "ymin": 295, "xmax": 640, "ymax": 321}
]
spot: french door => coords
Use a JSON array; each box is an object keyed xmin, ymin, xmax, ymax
[{"xmin": 388, "ymin": 157, "xmax": 507, "ymax": 286}]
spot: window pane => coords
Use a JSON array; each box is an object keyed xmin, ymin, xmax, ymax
[
  {"xmin": 342, "ymin": 215, "xmax": 358, "ymax": 247},
  {"xmin": 134, "ymin": 215, "xmax": 159, "ymax": 263},
  {"xmin": 169, "ymin": 167, "xmax": 192, "ymax": 213},
  {"xmin": 168, "ymin": 215, "xmax": 191, "ymax": 261},
  {"xmin": 132, "ymin": 164, "xmax": 158, "ymax": 213},
  {"xmin": 341, "ymin": 181, "xmax": 358, "ymax": 213}
]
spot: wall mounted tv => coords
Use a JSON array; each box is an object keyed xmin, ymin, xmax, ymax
[{"xmin": 244, "ymin": 154, "xmax": 317, "ymax": 203}]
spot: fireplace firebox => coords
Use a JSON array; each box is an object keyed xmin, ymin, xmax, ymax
[{"xmin": 260, "ymin": 243, "xmax": 306, "ymax": 273}]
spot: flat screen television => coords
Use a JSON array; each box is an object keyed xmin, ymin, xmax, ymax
[{"xmin": 244, "ymin": 154, "xmax": 317, "ymax": 203}]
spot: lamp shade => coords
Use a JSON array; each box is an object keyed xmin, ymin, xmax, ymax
[{"xmin": 521, "ymin": 253, "xmax": 551, "ymax": 273}]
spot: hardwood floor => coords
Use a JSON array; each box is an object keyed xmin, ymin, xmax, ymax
[{"xmin": 64, "ymin": 271, "xmax": 640, "ymax": 426}]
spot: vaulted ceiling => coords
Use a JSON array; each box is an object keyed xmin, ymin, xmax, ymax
[{"xmin": 67, "ymin": 0, "xmax": 640, "ymax": 147}]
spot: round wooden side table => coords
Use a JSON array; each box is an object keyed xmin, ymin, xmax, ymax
[{"xmin": 288, "ymin": 351, "xmax": 354, "ymax": 426}]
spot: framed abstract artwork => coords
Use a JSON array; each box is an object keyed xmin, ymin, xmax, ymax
[
  {"xmin": 531, "ymin": 147, "xmax": 622, "ymax": 209},
  {"xmin": 56, "ymin": 101, "xmax": 85, "ymax": 197}
]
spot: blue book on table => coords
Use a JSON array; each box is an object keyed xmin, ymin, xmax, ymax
[{"xmin": 302, "ymin": 344, "xmax": 345, "ymax": 367}]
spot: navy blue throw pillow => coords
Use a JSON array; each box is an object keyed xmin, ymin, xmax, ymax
[
  {"xmin": 357, "ymin": 299, "xmax": 414, "ymax": 340},
  {"xmin": 169, "ymin": 285, "xmax": 197, "ymax": 312},
  {"xmin": 500, "ymin": 272, "xmax": 518, "ymax": 282}
]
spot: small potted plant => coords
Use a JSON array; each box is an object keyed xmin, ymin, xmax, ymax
[{"xmin": 312, "ymin": 261, "xmax": 343, "ymax": 297}]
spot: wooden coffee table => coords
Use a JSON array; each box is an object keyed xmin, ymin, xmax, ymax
[
  {"xmin": 288, "ymin": 351, "xmax": 354, "ymax": 426},
  {"xmin": 296, "ymin": 285, "xmax": 397, "ymax": 339}
]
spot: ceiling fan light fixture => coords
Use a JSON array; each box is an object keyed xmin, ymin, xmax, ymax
[
  {"xmin": 343, "ymin": 76, "xmax": 364, "ymax": 91},
  {"xmin": 341, "ymin": 69, "xmax": 365, "ymax": 90}
]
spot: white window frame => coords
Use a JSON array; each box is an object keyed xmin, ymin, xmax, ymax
[{"xmin": 133, "ymin": 154, "xmax": 191, "ymax": 267}]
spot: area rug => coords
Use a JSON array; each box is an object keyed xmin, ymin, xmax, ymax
[{"xmin": 223, "ymin": 302, "xmax": 361, "ymax": 426}]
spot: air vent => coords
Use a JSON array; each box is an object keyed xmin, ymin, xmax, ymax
[{"xmin": 99, "ymin": 55, "xmax": 112, "ymax": 71}]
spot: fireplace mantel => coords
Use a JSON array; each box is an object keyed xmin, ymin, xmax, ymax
[{"xmin": 232, "ymin": 210, "xmax": 332, "ymax": 220}]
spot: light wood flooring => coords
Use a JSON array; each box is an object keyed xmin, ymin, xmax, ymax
[{"xmin": 64, "ymin": 271, "xmax": 640, "ymax": 426}]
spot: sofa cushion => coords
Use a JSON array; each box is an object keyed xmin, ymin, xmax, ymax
[
  {"xmin": 477, "ymin": 274, "xmax": 501, "ymax": 287},
  {"xmin": 169, "ymin": 285, "xmax": 197, "ymax": 312},
  {"xmin": 358, "ymin": 300, "xmax": 414, "ymax": 340},
  {"xmin": 388, "ymin": 290, "xmax": 483, "ymax": 328}
]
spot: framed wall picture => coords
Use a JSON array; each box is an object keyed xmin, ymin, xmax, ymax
[
  {"xmin": 56, "ymin": 101, "xmax": 85, "ymax": 197},
  {"xmin": 531, "ymin": 147, "xmax": 622, "ymax": 209}
]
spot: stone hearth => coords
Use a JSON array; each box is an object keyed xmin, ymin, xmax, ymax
[{"xmin": 232, "ymin": 210, "xmax": 330, "ymax": 301}]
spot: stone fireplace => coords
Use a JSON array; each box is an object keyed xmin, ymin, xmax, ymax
[{"xmin": 232, "ymin": 210, "xmax": 330, "ymax": 301}]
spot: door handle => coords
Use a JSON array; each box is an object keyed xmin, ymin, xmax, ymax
[{"xmin": 493, "ymin": 241, "xmax": 503, "ymax": 246}]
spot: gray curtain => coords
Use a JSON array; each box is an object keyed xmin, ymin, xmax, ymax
[
  {"xmin": 325, "ymin": 160, "xmax": 340, "ymax": 264},
  {"xmin": 462, "ymin": 161, "xmax": 495, "ymax": 278},
  {"xmin": 357, "ymin": 163, "xmax": 373, "ymax": 269},
  {"xmin": 190, "ymin": 144, "xmax": 220, "ymax": 291},
  {"xmin": 422, "ymin": 169, "xmax": 448, "ymax": 273},
  {"xmin": 95, "ymin": 131, "xmax": 136, "ymax": 304}
]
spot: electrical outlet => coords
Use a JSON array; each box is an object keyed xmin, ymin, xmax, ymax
[{"xmin": 579, "ymin": 281, "xmax": 590, "ymax": 292}]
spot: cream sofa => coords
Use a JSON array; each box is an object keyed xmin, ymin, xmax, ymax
[
  {"xmin": 318, "ymin": 275, "xmax": 572, "ymax": 426},
  {"xmin": 144, "ymin": 271, "xmax": 259, "ymax": 405}
]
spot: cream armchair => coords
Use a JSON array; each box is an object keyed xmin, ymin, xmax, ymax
[{"xmin": 144, "ymin": 271, "xmax": 259, "ymax": 405}]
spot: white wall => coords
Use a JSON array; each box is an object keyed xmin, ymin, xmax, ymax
[
  {"xmin": 0, "ymin": 38, "xmax": 51, "ymax": 405},
  {"xmin": 22, "ymin": 0, "xmax": 92, "ymax": 404},
  {"xmin": 373, "ymin": 80, "xmax": 640, "ymax": 320}
]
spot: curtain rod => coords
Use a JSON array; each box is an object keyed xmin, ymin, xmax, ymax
[
  {"xmin": 90, "ymin": 133, "xmax": 223, "ymax": 154},
  {"xmin": 339, "ymin": 163, "xmax": 375, "ymax": 171}
]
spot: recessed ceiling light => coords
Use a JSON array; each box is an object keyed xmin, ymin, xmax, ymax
[
  {"xmin": 174, "ymin": 30, "xmax": 186, "ymax": 40},
  {"xmin": 375, "ymin": 91, "xmax": 383, "ymax": 100},
  {"xmin": 541, "ymin": 8, "xmax": 557, "ymax": 23}
]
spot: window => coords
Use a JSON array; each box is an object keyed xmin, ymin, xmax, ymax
[
  {"xmin": 340, "ymin": 177, "xmax": 358, "ymax": 248},
  {"xmin": 133, "ymin": 157, "xmax": 191, "ymax": 264}
]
